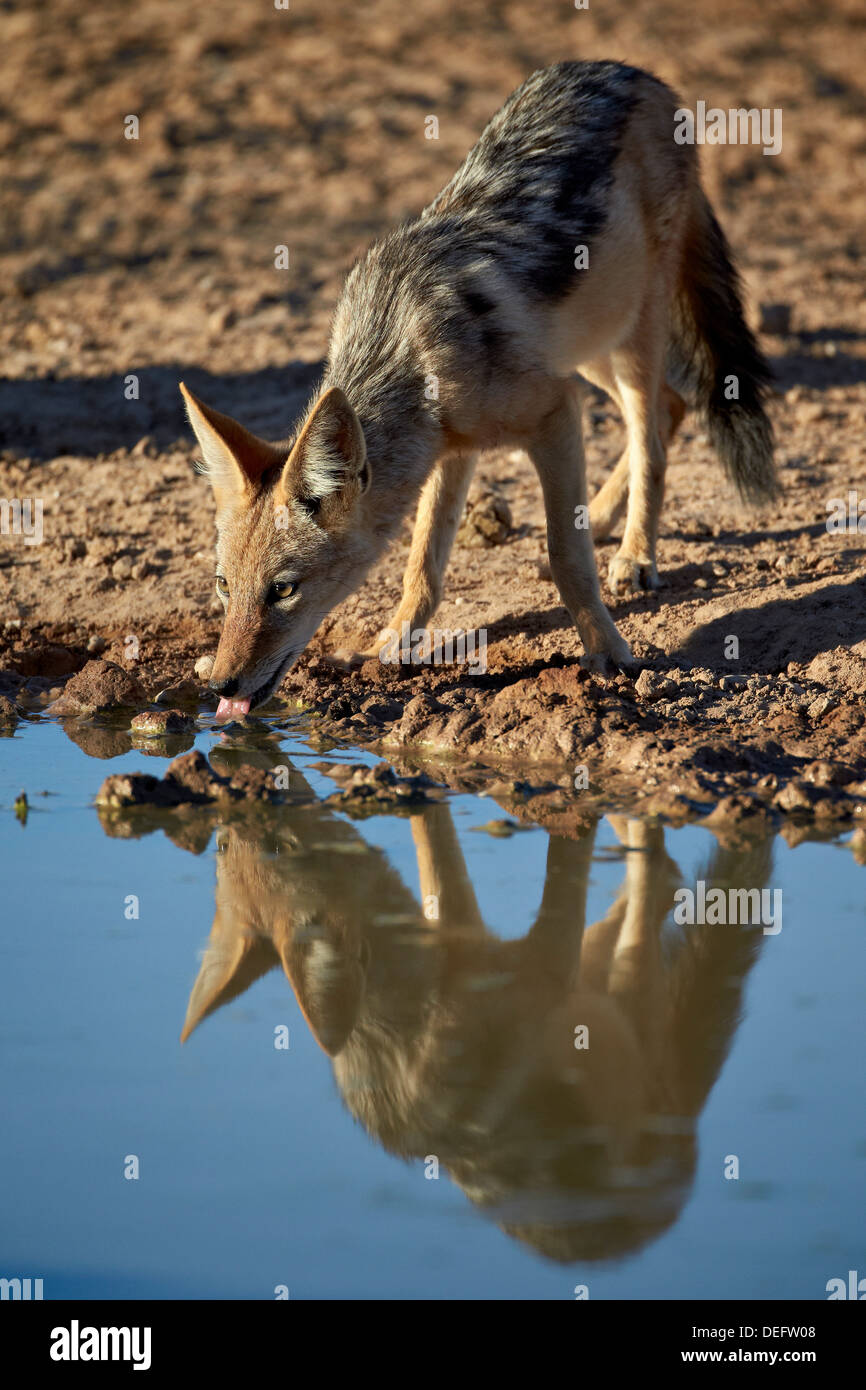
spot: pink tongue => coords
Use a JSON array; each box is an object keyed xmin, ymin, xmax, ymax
[{"xmin": 215, "ymin": 696, "xmax": 251, "ymax": 720}]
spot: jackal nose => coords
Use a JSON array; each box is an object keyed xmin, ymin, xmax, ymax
[{"xmin": 209, "ymin": 676, "xmax": 239, "ymax": 697}]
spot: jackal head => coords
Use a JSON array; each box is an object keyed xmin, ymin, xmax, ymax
[{"xmin": 181, "ymin": 383, "xmax": 373, "ymax": 717}]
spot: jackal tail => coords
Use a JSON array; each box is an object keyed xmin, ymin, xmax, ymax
[{"xmin": 669, "ymin": 188, "xmax": 777, "ymax": 504}]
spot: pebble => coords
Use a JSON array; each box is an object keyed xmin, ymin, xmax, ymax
[{"xmin": 131, "ymin": 709, "xmax": 196, "ymax": 737}]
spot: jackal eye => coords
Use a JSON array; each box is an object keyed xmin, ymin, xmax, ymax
[
  {"xmin": 215, "ymin": 575, "xmax": 229, "ymax": 598},
  {"xmin": 267, "ymin": 580, "xmax": 298, "ymax": 604}
]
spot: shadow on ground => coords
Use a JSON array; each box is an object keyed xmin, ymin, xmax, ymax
[
  {"xmin": 681, "ymin": 574, "xmax": 866, "ymax": 673},
  {"xmin": 0, "ymin": 360, "xmax": 324, "ymax": 460}
]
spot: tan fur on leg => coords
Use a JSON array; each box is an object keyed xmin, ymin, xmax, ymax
[
  {"xmin": 527, "ymin": 388, "xmax": 633, "ymax": 672},
  {"xmin": 376, "ymin": 450, "xmax": 477, "ymax": 657}
]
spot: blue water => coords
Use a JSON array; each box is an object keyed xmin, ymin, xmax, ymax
[{"xmin": 1, "ymin": 719, "xmax": 864, "ymax": 1299}]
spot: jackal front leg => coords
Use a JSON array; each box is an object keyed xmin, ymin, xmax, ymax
[
  {"xmin": 376, "ymin": 450, "xmax": 477, "ymax": 660},
  {"xmin": 528, "ymin": 391, "xmax": 634, "ymax": 675}
]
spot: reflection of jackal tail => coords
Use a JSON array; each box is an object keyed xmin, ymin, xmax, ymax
[{"xmin": 670, "ymin": 189, "xmax": 777, "ymax": 504}]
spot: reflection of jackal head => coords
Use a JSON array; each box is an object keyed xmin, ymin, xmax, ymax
[
  {"xmin": 182, "ymin": 805, "xmax": 771, "ymax": 1263},
  {"xmin": 182, "ymin": 813, "xmax": 402, "ymax": 1055}
]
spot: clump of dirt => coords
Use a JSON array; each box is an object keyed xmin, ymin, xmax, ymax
[
  {"xmin": 312, "ymin": 760, "xmax": 443, "ymax": 813},
  {"xmin": 456, "ymin": 483, "xmax": 512, "ymax": 548},
  {"xmin": 51, "ymin": 660, "xmax": 147, "ymax": 716},
  {"xmin": 96, "ymin": 749, "xmax": 283, "ymax": 809},
  {"xmin": 0, "ymin": 694, "xmax": 19, "ymax": 727}
]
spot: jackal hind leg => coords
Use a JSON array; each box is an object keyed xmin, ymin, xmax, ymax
[
  {"xmin": 527, "ymin": 387, "xmax": 634, "ymax": 675},
  {"xmin": 583, "ymin": 358, "xmax": 686, "ymax": 557},
  {"xmin": 604, "ymin": 281, "xmax": 680, "ymax": 595}
]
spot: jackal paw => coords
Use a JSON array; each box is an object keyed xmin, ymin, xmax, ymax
[
  {"xmin": 322, "ymin": 647, "xmax": 370, "ymax": 672},
  {"xmin": 580, "ymin": 642, "xmax": 639, "ymax": 678},
  {"xmin": 607, "ymin": 553, "xmax": 661, "ymax": 595}
]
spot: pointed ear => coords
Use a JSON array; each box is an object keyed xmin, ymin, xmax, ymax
[
  {"xmin": 180, "ymin": 382, "xmax": 285, "ymax": 508},
  {"xmin": 280, "ymin": 386, "xmax": 369, "ymax": 522},
  {"xmin": 277, "ymin": 934, "xmax": 365, "ymax": 1057},
  {"xmin": 180, "ymin": 929, "xmax": 278, "ymax": 1043}
]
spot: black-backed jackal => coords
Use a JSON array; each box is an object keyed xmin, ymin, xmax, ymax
[{"xmin": 181, "ymin": 60, "xmax": 776, "ymax": 718}]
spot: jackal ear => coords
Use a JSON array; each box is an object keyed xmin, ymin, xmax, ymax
[
  {"xmin": 180, "ymin": 383, "xmax": 285, "ymax": 506},
  {"xmin": 281, "ymin": 386, "xmax": 369, "ymax": 519},
  {"xmin": 277, "ymin": 934, "xmax": 365, "ymax": 1057},
  {"xmin": 180, "ymin": 927, "xmax": 278, "ymax": 1044}
]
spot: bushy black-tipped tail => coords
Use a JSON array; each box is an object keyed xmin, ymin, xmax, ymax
[{"xmin": 669, "ymin": 189, "xmax": 777, "ymax": 503}]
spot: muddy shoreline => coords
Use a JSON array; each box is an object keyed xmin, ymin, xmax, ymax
[{"xmin": 1, "ymin": 635, "xmax": 864, "ymax": 845}]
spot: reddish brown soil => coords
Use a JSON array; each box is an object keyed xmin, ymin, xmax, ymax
[{"xmin": 1, "ymin": 0, "xmax": 864, "ymax": 830}]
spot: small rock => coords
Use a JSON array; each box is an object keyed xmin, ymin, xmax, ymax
[
  {"xmin": 807, "ymin": 695, "xmax": 837, "ymax": 721},
  {"xmin": 87, "ymin": 635, "xmax": 107, "ymax": 655},
  {"xmin": 0, "ymin": 694, "xmax": 19, "ymax": 727},
  {"xmin": 470, "ymin": 818, "xmax": 530, "ymax": 838},
  {"xmin": 111, "ymin": 556, "xmax": 134, "ymax": 581},
  {"xmin": 802, "ymin": 760, "xmax": 843, "ymax": 787},
  {"xmin": 360, "ymin": 696, "xmax": 403, "ymax": 722},
  {"xmin": 457, "ymin": 484, "xmax": 512, "ymax": 548},
  {"xmin": 634, "ymin": 669, "xmax": 676, "ymax": 703},
  {"xmin": 131, "ymin": 709, "xmax": 196, "ymax": 737},
  {"xmin": 774, "ymin": 780, "xmax": 816, "ymax": 813},
  {"xmin": 194, "ymin": 654, "xmax": 215, "ymax": 682},
  {"xmin": 51, "ymin": 660, "xmax": 147, "ymax": 716}
]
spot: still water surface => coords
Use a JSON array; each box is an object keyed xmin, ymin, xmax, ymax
[{"xmin": 1, "ymin": 719, "xmax": 864, "ymax": 1299}]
